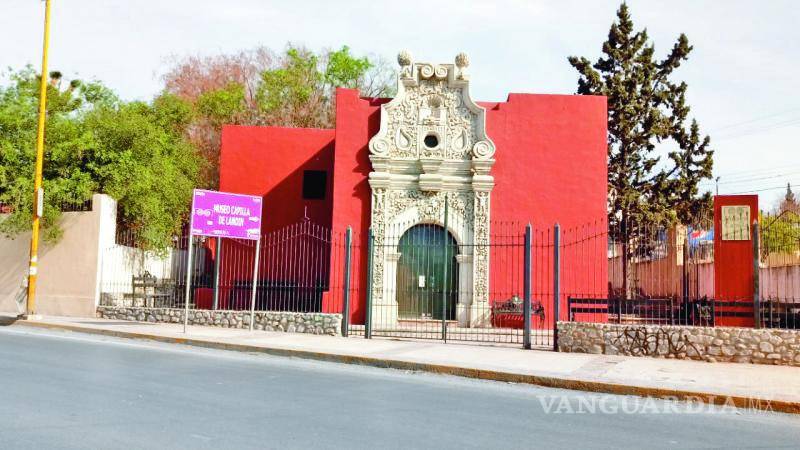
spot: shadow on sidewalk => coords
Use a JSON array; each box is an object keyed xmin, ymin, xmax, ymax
[{"xmin": 0, "ymin": 314, "xmax": 21, "ymax": 326}]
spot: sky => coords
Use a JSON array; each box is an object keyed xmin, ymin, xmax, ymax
[{"xmin": 2, "ymin": 0, "xmax": 799, "ymax": 209}]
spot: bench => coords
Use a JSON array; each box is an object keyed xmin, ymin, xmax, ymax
[
  {"xmin": 567, "ymin": 297, "xmax": 609, "ymax": 322},
  {"xmin": 491, "ymin": 295, "xmax": 545, "ymax": 328},
  {"xmin": 567, "ymin": 296, "xmax": 782, "ymax": 327},
  {"xmin": 622, "ymin": 298, "xmax": 677, "ymax": 324},
  {"xmin": 227, "ymin": 279, "xmax": 327, "ymax": 312},
  {"xmin": 568, "ymin": 297, "xmax": 679, "ymax": 324},
  {"xmin": 761, "ymin": 300, "xmax": 800, "ymax": 329},
  {"xmin": 126, "ymin": 272, "xmax": 177, "ymax": 307}
]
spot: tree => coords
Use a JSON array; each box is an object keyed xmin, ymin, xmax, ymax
[
  {"xmin": 162, "ymin": 47, "xmax": 272, "ymax": 114},
  {"xmin": 162, "ymin": 48, "xmax": 273, "ymax": 186},
  {"xmin": 82, "ymin": 94, "xmax": 202, "ymax": 250},
  {"xmin": 759, "ymin": 184, "xmax": 800, "ymax": 259},
  {"xmin": 0, "ymin": 67, "xmax": 201, "ymax": 249},
  {"xmin": 760, "ymin": 210, "xmax": 800, "ymax": 257},
  {"xmin": 256, "ymin": 47, "xmax": 326, "ymax": 128},
  {"xmin": 255, "ymin": 45, "xmax": 395, "ymax": 127},
  {"xmin": 161, "ymin": 44, "xmax": 395, "ymax": 187},
  {"xmin": 568, "ymin": 3, "xmax": 713, "ymax": 232},
  {"xmin": 0, "ymin": 67, "xmax": 108, "ymax": 242},
  {"xmin": 568, "ymin": 3, "xmax": 714, "ymax": 299}
]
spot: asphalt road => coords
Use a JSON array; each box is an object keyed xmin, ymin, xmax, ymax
[{"xmin": 1, "ymin": 327, "xmax": 799, "ymax": 450}]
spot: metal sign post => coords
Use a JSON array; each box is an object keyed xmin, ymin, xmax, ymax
[
  {"xmin": 183, "ymin": 192, "xmax": 200, "ymax": 333},
  {"xmin": 183, "ymin": 235, "xmax": 193, "ymax": 333},
  {"xmin": 212, "ymin": 237, "xmax": 222, "ymax": 310},
  {"xmin": 186, "ymin": 189, "xmax": 264, "ymax": 334},
  {"xmin": 249, "ymin": 237, "xmax": 261, "ymax": 331}
]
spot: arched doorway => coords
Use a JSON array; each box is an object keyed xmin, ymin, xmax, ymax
[{"xmin": 396, "ymin": 224, "xmax": 458, "ymax": 320}]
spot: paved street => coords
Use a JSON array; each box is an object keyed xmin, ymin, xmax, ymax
[{"xmin": 2, "ymin": 327, "xmax": 800, "ymax": 449}]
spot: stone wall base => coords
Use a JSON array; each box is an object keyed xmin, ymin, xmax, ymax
[
  {"xmin": 558, "ymin": 321, "xmax": 800, "ymax": 367},
  {"xmin": 97, "ymin": 306, "xmax": 342, "ymax": 336}
]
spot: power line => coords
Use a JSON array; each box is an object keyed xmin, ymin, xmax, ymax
[
  {"xmin": 725, "ymin": 183, "xmax": 799, "ymax": 195},
  {"xmin": 709, "ymin": 163, "xmax": 800, "ymax": 180},
  {"xmin": 699, "ymin": 170, "xmax": 800, "ymax": 186},
  {"xmin": 709, "ymin": 107, "xmax": 800, "ymax": 133},
  {"xmin": 715, "ymin": 117, "xmax": 800, "ymax": 141}
]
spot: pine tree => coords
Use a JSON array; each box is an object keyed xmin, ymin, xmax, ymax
[
  {"xmin": 569, "ymin": 3, "xmax": 713, "ymax": 299},
  {"xmin": 568, "ymin": 2, "xmax": 714, "ymax": 232}
]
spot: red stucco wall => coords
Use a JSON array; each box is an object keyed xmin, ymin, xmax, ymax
[
  {"xmin": 326, "ymin": 89, "xmax": 608, "ymax": 324},
  {"xmin": 220, "ymin": 125, "xmax": 335, "ymax": 231},
  {"xmin": 218, "ymin": 89, "xmax": 608, "ymax": 324},
  {"xmin": 482, "ymin": 93, "xmax": 607, "ymax": 229},
  {"xmin": 481, "ymin": 93, "xmax": 608, "ymax": 325},
  {"xmin": 327, "ymin": 91, "xmax": 387, "ymax": 321},
  {"xmin": 217, "ymin": 126, "xmax": 335, "ymax": 309}
]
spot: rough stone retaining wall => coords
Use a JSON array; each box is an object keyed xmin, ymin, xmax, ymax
[
  {"xmin": 558, "ymin": 321, "xmax": 800, "ymax": 366},
  {"xmin": 97, "ymin": 306, "xmax": 342, "ymax": 336}
]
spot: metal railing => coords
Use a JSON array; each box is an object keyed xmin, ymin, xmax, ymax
[
  {"xmin": 97, "ymin": 208, "xmax": 800, "ymax": 350},
  {"xmin": 101, "ymin": 220, "xmax": 354, "ymax": 315},
  {"xmin": 563, "ymin": 210, "xmax": 800, "ymax": 330},
  {"xmin": 0, "ymin": 195, "xmax": 93, "ymax": 214}
]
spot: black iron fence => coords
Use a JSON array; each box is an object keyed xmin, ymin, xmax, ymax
[
  {"xmin": 562, "ymin": 210, "xmax": 800, "ymax": 330},
  {"xmin": 98, "ymin": 208, "xmax": 800, "ymax": 349},
  {"xmin": 100, "ymin": 218, "xmax": 555, "ymax": 348},
  {"xmin": 0, "ymin": 195, "xmax": 93, "ymax": 213},
  {"xmin": 102, "ymin": 220, "xmax": 352, "ymax": 315}
]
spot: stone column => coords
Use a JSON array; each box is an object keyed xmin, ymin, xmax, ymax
[
  {"xmin": 372, "ymin": 251, "xmax": 400, "ymax": 328},
  {"xmin": 455, "ymin": 254, "xmax": 473, "ymax": 326},
  {"xmin": 470, "ymin": 191, "xmax": 491, "ymax": 327}
]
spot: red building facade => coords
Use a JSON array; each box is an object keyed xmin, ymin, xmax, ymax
[{"xmin": 218, "ymin": 53, "xmax": 608, "ymax": 328}]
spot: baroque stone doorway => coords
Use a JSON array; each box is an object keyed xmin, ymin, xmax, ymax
[{"xmin": 368, "ymin": 51, "xmax": 495, "ymax": 329}]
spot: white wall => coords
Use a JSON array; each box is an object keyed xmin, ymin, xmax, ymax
[
  {"xmin": 99, "ymin": 245, "xmax": 178, "ymax": 302},
  {"xmin": 0, "ymin": 193, "xmax": 213, "ymax": 316},
  {"xmin": 0, "ymin": 194, "xmax": 113, "ymax": 316},
  {"xmin": 99, "ymin": 240, "xmax": 208, "ymax": 305}
]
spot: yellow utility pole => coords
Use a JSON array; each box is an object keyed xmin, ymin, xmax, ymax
[{"xmin": 26, "ymin": 0, "xmax": 53, "ymax": 318}]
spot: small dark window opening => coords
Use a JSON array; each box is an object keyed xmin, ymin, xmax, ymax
[
  {"xmin": 423, "ymin": 134, "xmax": 439, "ymax": 148},
  {"xmin": 302, "ymin": 170, "xmax": 327, "ymax": 200}
]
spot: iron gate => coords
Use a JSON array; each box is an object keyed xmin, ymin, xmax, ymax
[{"xmin": 347, "ymin": 221, "xmax": 558, "ymax": 349}]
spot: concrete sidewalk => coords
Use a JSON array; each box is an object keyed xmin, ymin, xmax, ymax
[{"xmin": 6, "ymin": 314, "xmax": 800, "ymax": 413}]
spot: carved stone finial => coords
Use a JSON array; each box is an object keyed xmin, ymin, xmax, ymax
[
  {"xmin": 455, "ymin": 52, "xmax": 469, "ymax": 68},
  {"xmin": 397, "ymin": 50, "xmax": 412, "ymax": 67}
]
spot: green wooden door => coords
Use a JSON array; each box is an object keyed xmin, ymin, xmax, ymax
[{"xmin": 396, "ymin": 225, "xmax": 458, "ymax": 320}]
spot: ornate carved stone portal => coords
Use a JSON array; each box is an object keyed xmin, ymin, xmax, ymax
[{"xmin": 368, "ymin": 51, "xmax": 495, "ymax": 328}]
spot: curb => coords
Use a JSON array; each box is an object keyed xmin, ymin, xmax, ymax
[{"xmin": 13, "ymin": 320, "xmax": 800, "ymax": 415}]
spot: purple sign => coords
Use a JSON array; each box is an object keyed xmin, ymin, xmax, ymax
[{"xmin": 190, "ymin": 189, "xmax": 263, "ymax": 240}]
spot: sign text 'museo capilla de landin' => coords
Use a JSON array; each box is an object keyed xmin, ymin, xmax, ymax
[{"xmin": 213, "ymin": 204, "xmax": 252, "ymax": 226}]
